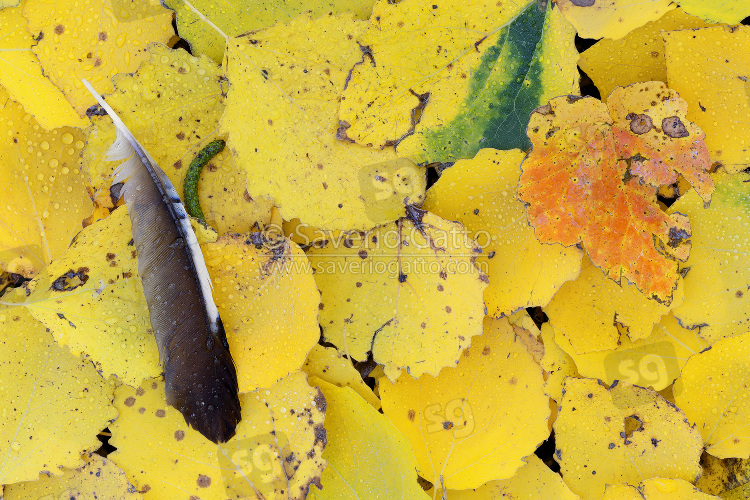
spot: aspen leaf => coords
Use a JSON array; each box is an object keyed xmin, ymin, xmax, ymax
[
  {"xmin": 676, "ymin": 0, "xmax": 750, "ymax": 24},
  {"xmin": 0, "ymin": 87, "xmax": 93, "ymax": 278},
  {"xmin": 202, "ymin": 233, "xmax": 319, "ymax": 393},
  {"xmin": 518, "ymin": 83, "xmax": 712, "ymax": 303},
  {"xmin": 338, "ymin": 0, "xmax": 579, "ymax": 161},
  {"xmin": 578, "ymin": 9, "xmax": 713, "ymax": 103},
  {"xmin": 380, "ymin": 317, "xmax": 550, "ymax": 490},
  {"xmin": 550, "ymin": 313, "xmax": 705, "ymax": 391},
  {"xmin": 424, "ymin": 148, "xmax": 582, "ymax": 317},
  {"xmin": 21, "ymin": 207, "xmax": 161, "ymax": 386},
  {"xmin": 555, "ymin": 0, "xmax": 675, "ymax": 40},
  {"xmin": 664, "ymin": 26, "xmax": 750, "ymax": 173},
  {"xmin": 554, "ymin": 378, "xmax": 703, "ymax": 500},
  {"xmin": 674, "ymin": 333, "xmax": 750, "ymax": 459},
  {"xmin": 165, "ymin": 0, "xmax": 374, "ymax": 63},
  {"xmin": 545, "ymin": 256, "xmax": 684, "ymax": 353},
  {"xmin": 0, "ymin": 303, "xmax": 117, "ymax": 484},
  {"xmin": 0, "ymin": 7, "xmax": 88, "ymax": 129},
  {"xmin": 23, "ymin": 0, "xmax": 173, "ymax": 115},
  {"xmin": 669, "ymin": 173, "xmax": 750, "ymax": 344},
  {"xmin": 308, "ymin": 379, "xmax": 427, "ymax": 500},
  {"xmin": 84, "ymin": 43, "xmax": 272, "ymax": 234},
  {"xmin": 303, "ymin": 345, "xmax": 380, "ymax": 410},
  {"xmin": 3, "ymin": 452, "xmax": 140, "ymax": 499},
  {"xmin": 220, "ymin": 13, "xmax": 425, "ymax": 231},
  {"xmin": 431, "ymin": 454, "xmax": 579, "ymax": 500},
  {"xmin": 109, "ymin": 373, "xmax": 326, "ymax": 500},
  {"xmin": 308, "ymin": 208, "xmax": 487, "ymax": 381},
  {"xmin": 601, "ymin": 479, "xmax": 720, "ymax": 499}
]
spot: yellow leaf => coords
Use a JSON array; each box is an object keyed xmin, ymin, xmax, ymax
[
  {"xmin": 668, "ymin": 173, "xmax": 750, "ymax": 343},
  {"xmin": 165, "ymin": 0, "xmax": 374, "ymax": 63},
  {"xmin": 550, "ymin": 313, "xmax": 707, "ymax": 391},
  {"xmin": 0, "ymin": 86, "xmax": 93, "ymax": 278},
  {"xmin": 546, "ymin": 257, "xmax": 684, "ymax": 353},
  {"xmin": 23, "ymin": 0, "xmax": 173, "ymax": 115},
  {"xmin": 308, "ymin": 379, "xmax": 428, "ymax": 500},
  {"xmin": 0, "ymin": 7, "xmax": 88, "ymax": 129},
  {"xmin": 303, "ymin": 345, "xmax": 380, "ymax": 410},
  {"xmin": 556, "ymin": 0, "xmax": 675, "ymax": 40},
  {"xmin": 602, "ymin": 478, "xmax": 720, "ymax": 499},
  {"xmin": 432, "ymin": 454, "xmax": 579, "ymax": 500},
  {"xmin": 664, "ymin": 26, "xmax": 750, "ymax": 173},
  {"xmin": 338, "ymin": 0, "xmax": 580, "ymax": 161},
  {"xmin": 380, "ymin": 317, "xmax": 550, "ymax": 489},
  {"xmin": 555, "ymin": 378, "xmax": 703, "ymax": 500},
  {"xmin": 677, "ymin": 0, "xmax": 750, "ymax": 24},
  {"xmin": 579, "ymin": 9, "xmax": 713, "ymax": 103},
  {"xmin": 0, "ymin": 303, "xmax": 116, "ymax": 484},
  {"xmin": 220, "ymin": 13, "xmax": 425, "ymax": 230},
  {"xmin": 110, "ymin": 372, "xmax": 326, "ymax": 499},
  {"xmin": 203, "ymin": 233, "xmax": 319, "ymax": 393},
  {"xmin": 540, "ymin": 323, "xmax": 579, "ymax": 403},
  {"xmin": 3, "ymin": 452, "xmax": 141, "ymax": 499},
  {"xmin": 307, "ymin": 208, "xmax": 487, "ymax": 381},
  {"xmin": 84, "ymin": 43, "xmax": 272, "ymax": 234},
  {"xmin": 21, "ymin": 207, "xmax": 161, "ymax": 386},
  {"xmin": 674, "ymin": 333, "xmax": 750, "ymax": 459},
  {"xmin": 424, "ymin": 148, "xmax": 582, "ymax": 316}
]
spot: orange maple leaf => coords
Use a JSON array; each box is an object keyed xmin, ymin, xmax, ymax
[{"xmin": 519, "ymin": 83, "xmax": 712, "ymax": 304}]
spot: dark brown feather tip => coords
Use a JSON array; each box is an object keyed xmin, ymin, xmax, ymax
[{"xmin": 164, "ymin": 318, "xmax": 241, "ymax": 443}]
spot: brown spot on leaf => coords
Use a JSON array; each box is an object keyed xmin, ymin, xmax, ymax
[
  {"xmin": 627, "ymin": 113, "xmax": 653, "ymax": 135},
  {"xmin": 54, "ymin": 24, "xmax": 64, "ymax": 35},
  {"xmin": 197, "ymin": 474, "xmax": 211, "ymax": 488},
  {"xmin": 536, "ymin": 104, "xmax": 553, "ymax": 115},
  {"xmin": 509, "ymin": 376, "xmax": 517, "ymax": 385},
  {"xmin": 138, "ymin": 407, "xmax": 146, "ymax": 414},
  {"xmin": 314, "ymin": 424, "xmax": 327, "ymax": 446},
  {"xmin": 358, "ymin": 249, "xmax": 368, "ymax": 259},
  {"xmin": 173, "ymin": 159, "xmax": 182, "ymax": 170},
  {"xmin": 314, "ymin": 389, "xmax": 327, "ymax": 412},
  {"xmin": 98, "ymin": 31, "xmax": 107, "ymax": 41},
  {"xmin": 124, "ymin": 396, "xmax": 135, "ymax": 407},
  {"xmin": 482, "ymin": 346, "xmax": 491, "ymax": 355},
  {"xmin": 662, "ymin": 116, "xmax": 689, "ymax": 138},
  {"xmin": 437, "ymin": 284, "xmax": 444, "ymax": 292},
  {"xmin": 407, "ymin": 409, "xmax": 415, "ymax": 421},
  {"xmin": 445, "ymin": 306, "xmax": 452, "ymax": 313},
  {"xmin": 155, "ymin": 409, "xmax": 166, "ymax": 418},
  {"xmin": 174, "ymin": 430, "xmax": 185, "ymax": 441},
  {"xmin": 442, "ymin": 421, "xmax": 454, "ymax": 430},
  {"xmin": 736, "ymin": 290, "xmax": 744, "ymax": 298},
  {"xmin": 176, "ymin": 132, "xmax": 185, "ymax": 140}
]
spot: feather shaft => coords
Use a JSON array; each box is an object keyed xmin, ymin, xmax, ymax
[{"xmin": 82, "ymin": 79, "xmax": 241, "ymax": 443}]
